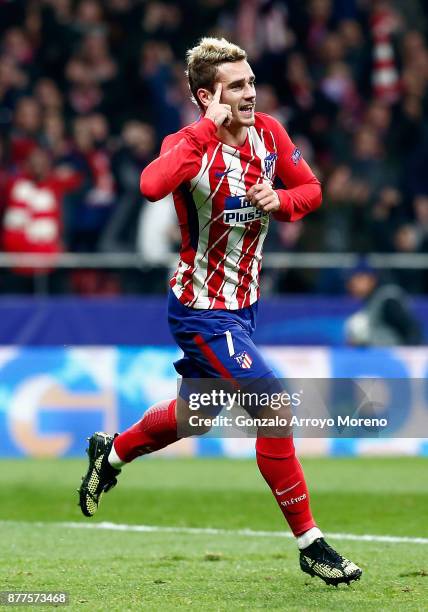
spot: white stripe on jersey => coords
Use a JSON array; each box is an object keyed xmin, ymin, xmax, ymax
[
  {"xmin": 268, "ymin": 130, "xmax": 278, "ymax": 178},
  {"xmin": 182, "ymin": 145, "xmax": 220, "ymax": 304},
  {"xmin": 269, "ymin": 129, "xmax": 277, "ymax": 153},
  {"xmin": 190, "ymin": 151, "xmax": 208, "ymax": 194},
  {"xmin": 186, "ymin": 142, "xmax": 231, "ymax": 307},
  {"xmin": 220, "ymin": 129, "xmax": 259, "ymax": 304},
  {"xmin": 190, "ymin": 224, "xmax": 232, "ymax": 307},
  {"xmin": 229, "ymin": 223, "xmax": 264, "ymax": 303},
  {"xmin": 172, "ymin": 260, "xmax": 192, "ymax": 299},
  {"xmin": 205, "ymin": 225, "xmax": 247, "ymax": 308},
  {"xmin": 247, "ymin": 128, "xmax": 270, "ymax": 304},
  {"xmin": 215, "ymin": 130, "xmax": 259, "ymax": 304},
  {"xmin": 189, "ymin": 146, "xmax": 246, "ymax": 307},
  {"xmin": 218, "ymin": 143, "xmax": 253, "ymax": 309},
  {"xmin": 248, "ymin": 223, "xmax": 267, "ymax": 304},
  {"xmin": 251, "ymin": 127, "xmax": 270, "ymax": 185}
]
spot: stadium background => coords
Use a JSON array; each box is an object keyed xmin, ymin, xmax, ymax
[
  {"xmin": 1, "ymin": 2, "xmax": 427, "ymax": 610},
  {"xmin": 0, "ymin": 0, "xmax": 427, "ymax": 458}
]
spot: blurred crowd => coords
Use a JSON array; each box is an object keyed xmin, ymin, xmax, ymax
[{"xmin": 1, "ymin": 0, "xmax": 428, "ymax": 295}]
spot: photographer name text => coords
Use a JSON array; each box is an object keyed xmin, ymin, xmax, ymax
[{"xmin": 188, "ymin": 415, "xmax": 388, "ymax": 429}]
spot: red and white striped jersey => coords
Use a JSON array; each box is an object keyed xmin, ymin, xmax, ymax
[{"xmin": 141, "ymin": 112, "xmax": 321, "ymax": 310}]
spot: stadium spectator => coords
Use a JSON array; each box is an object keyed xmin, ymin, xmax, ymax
[
  {"xmin": 345, "ymin": 260, "xmax": 422, "ymax": 345},
  {"xmin": 65, "ymin": 56, "xmax": 104, "ymax": 117},
  {"xmin": 413, "ymin": 194, "xmax": 428, "ymax": 252},
  {"xmin": 33, "ymin": 78, "xmax": 64, "ymax": 115},
  {"xmin": 0, "ymin": 134, "xmax": 9, "ymax": 217},
  {"xmin": 1, "ymin": 146, "xmax": 81, "ymax": 286},
  {"xmin": 369, "ymin": 186, "xmax": 404, "ymax": 252},
  {"xmin": 138, "ymin": 40, "xmax": 182, "ymax": 141},
  {"xmin": 100, "ymin": 120, "xmax": 156, "ymax": 252},
  {"xmin": 392, "ymin": 222, "xmax": 426, "ymax": 292},
  {"xmin": 0, "ymin": 54, "xmax": 28, "ymax": 122},
  {"xmin": 10, "ymin": 97, "xmax": 42, "ymax": 167},
  {"xmin": 63, "ymin": 115, "xmax": 116, "ymax": 251},
  {"xmin": 1, "ymin": 26, "xmax": 36, "ymax": 69},
  {"xmin": 74, "ymin": 0, "xmax": 106, "ymax": 37},
  {"xmin": 41, "ymin": 112, "xmax": 69, "ymax": 161}
]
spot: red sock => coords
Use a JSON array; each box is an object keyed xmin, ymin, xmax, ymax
[
  {"xmin": 113, "ymin": 399, "xmax": 179, "ymax": 462},
  {"xmin": 256, "ymin": 437, "xmax": 316, "ymax": 536}
]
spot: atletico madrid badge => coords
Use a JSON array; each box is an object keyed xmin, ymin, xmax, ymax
[{"xmin": 234, "ymin": 351, "xmax": 253, "ymax": 369}]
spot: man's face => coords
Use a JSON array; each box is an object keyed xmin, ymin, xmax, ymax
[
  {"xmin": 27, "ymin": 148, "xmax": 51, "ymax": 180},
  {"xmin": 347, "ymin": 273, "xmax": 377, "ymax": 299},
  {"xmin": 214, "ymin": 60, "xmax": 256, "ymax": 127}
]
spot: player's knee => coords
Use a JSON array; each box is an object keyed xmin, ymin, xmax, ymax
[
  {"xmin": 175, "ymin": 396, "xmax": 218, "ymax": 437},
  {"xmin": 256, "ymin": 402, "xmax": 293, "ymax": 438}
]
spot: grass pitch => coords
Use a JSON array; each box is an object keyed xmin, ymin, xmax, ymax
[{"xmin": 0, "ymin": 456, "xmax": 427, "ymax": 610}]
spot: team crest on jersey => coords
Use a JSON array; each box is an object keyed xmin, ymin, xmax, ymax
[
  {"xmin": 291, "ymin": 148, "xmax": 302, "ymax": 165},
  {"xmin": 234, "ymin": 351, "xmax": 253, "ymax": 369},
  {"xmin": 223, "ymin": 195, "xmax": 267, "ymax": 225},
  {"xmin": 264, "ymin": 152, "xmax": 278, "ymax": 180}
]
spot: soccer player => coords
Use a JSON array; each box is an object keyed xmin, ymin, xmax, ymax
[{"xmin": 79, "ymin": 38, "xmax": 362, "ymax": 586}]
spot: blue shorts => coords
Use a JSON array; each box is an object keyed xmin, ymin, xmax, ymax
[{"xmin": 168, "ymin": 290, "xmax": 274, "ymax": 381}]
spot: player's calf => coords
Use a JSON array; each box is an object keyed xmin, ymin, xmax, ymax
[{"xmin": 78, "ymin": 399, "xmax": 180, "ymax": 517}]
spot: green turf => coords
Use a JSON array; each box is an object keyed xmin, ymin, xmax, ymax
[{"xmin": 0, "ymin": 457, "xmax": 427, "ymax": 610}]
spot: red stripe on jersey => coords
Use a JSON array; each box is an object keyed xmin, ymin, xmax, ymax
[
  {"xmin": 233, "ymin": 138, "xmax": 264, "ymax": 308},
  {"xmin": 173, "ymin": 196, "xmax": 191, "ymax": 264},
  {"xmin": 265, "ymin": 129, "xmax": 277, "ymax": 152},
  {"xmin": 194, "ymin": 146, "xmax": 231, "ymax": 307},
  {"xmin": 205, "ymin": 219, "xmax": 231, "ymax": 307},
  {"xmin": 257, "ymin": 259, "xmax": 263, "ymax": 300},
  {"xmin": 235, "ymin": 223, "xmax": 263, "ymax": 306},
  {"xmin": 181, "ymin": 143, "xmax": 224, "ymax": 306},
  {"xmin": 193, "ymin": 333, "xmax": 233, "ymax": 378},
  {"xmin": 214, "ymin": 138, "xmax": 254, "ymax": 308},
  {"xmin": 180, "ymin": 266, "xmax": 195, "ymax": 304},
  {"xmin": 213, "ymin": 225, "xmax": 248, "ymax": 307},
  {"xmin": 236, "ymin": 129, "xmax": 272, "ymax": 307},
  {"xmin": 213, "ymin": 143, "xmax": 258, "ymax": 308},
  {"xmin": 171, "ymin": 188, "xmax": 195, "ymax": 303}
]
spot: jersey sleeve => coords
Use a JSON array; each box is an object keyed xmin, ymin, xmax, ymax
[
  {"xmin": 269, "ymin": 117, "xmax": 322, "ymax": 222},
  {"xmin": 140, "ymin": 117, "xmax": 217, "ymax": 201}
]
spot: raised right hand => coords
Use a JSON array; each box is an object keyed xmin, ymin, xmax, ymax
[{"xmin": 205, "ymin": 83, "xmax": 232, "ymax": 127}]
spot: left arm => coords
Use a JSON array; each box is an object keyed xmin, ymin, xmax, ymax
[{"xmin": 247, "ymin": 119, "xmax": 322, "ymax": 222}]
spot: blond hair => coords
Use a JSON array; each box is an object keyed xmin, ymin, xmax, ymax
[{"xmin": 186, "ymin": 37, "xmax": 247, "ymax": 109}]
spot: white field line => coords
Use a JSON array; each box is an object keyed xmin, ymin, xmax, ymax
[{"xmin": 1, "ymin": 520, "xmax": 428, "ymax": 545}]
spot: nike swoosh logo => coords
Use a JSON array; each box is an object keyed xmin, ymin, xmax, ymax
[
  {"xmin": 275, "ymin": 481, "xmax": 301, "ymax": 496},
  {"xmin": 215, "ymin": 169, "xmax": 235, "ymax": 178}
]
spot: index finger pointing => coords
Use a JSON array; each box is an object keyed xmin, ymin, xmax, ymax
[{"xmin": 213, "ymin": 82, "xmax": 222, "ymax": 102}]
